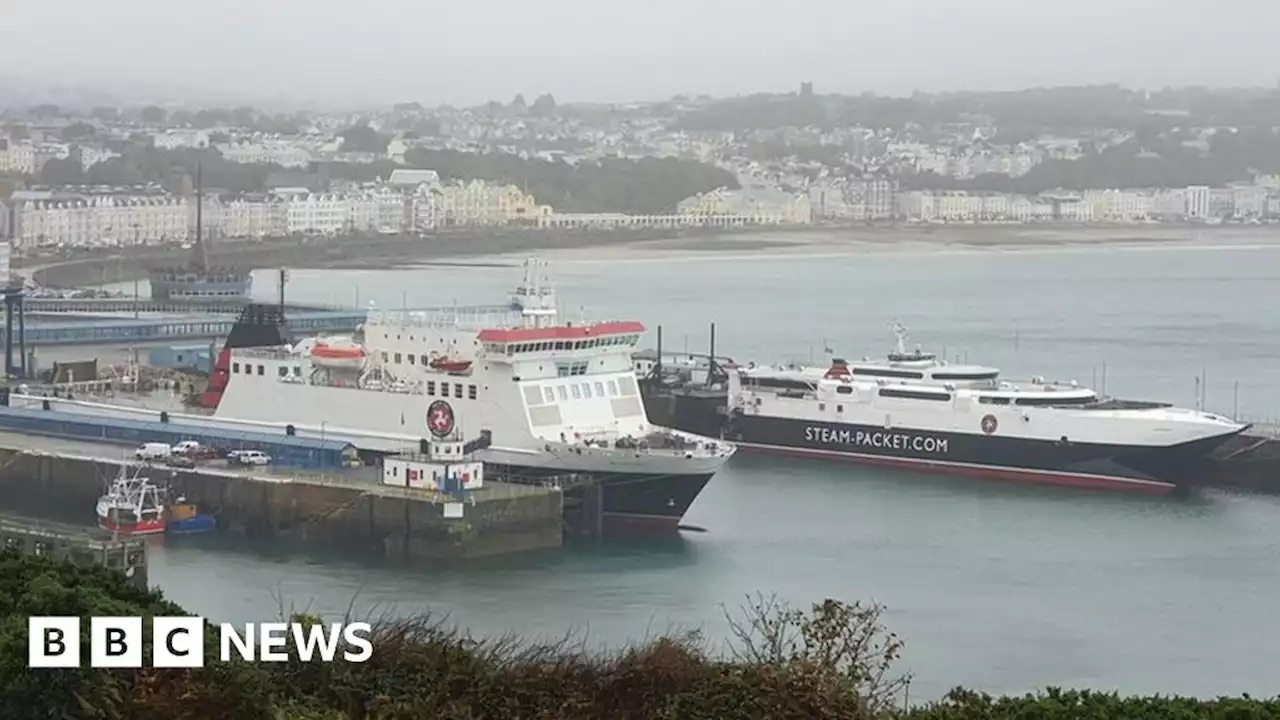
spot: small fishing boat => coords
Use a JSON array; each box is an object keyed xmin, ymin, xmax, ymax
[{"xmin": 96, "ymin": 465, "xmax": 167, "ymax": 535}]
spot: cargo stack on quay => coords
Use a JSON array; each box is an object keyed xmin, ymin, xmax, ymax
[{"xmin": 0, "ymin": 413, "xmax": 570, "ymax": 561}]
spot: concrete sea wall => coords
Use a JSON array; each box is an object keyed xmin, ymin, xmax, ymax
[{"xmin": 0, "ymin": 447, "xmax": 564, "ymax": 560}]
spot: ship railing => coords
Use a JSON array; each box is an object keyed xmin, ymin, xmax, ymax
[
  {"xmin": 365, "ymin": 306, "xmax": 522, "ymax": 330},
  {"xmin": 236, "ymin": 347, "xmax": 301, "ymax": 361}
]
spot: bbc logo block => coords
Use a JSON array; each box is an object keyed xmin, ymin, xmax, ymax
[
  {"xmin": 29, "ymin": 616, "xmax": 373, "ymax": 667},
  {"xmin": 29, "ymin": 617, "xmax": 80, "ymax": 668}
]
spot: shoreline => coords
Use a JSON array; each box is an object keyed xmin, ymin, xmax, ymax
[{"xmin": 28, "ymin": 223, "xmax": 1280, "ymax": 287}]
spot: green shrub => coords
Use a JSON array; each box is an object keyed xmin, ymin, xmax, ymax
[{"xmin": 5, "ymin": 550, "xmax": 1280, "ymax": 719}]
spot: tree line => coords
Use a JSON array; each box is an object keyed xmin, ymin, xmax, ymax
[
  {"xmin": 33, "ymin": 143, "xmax": 737, "ymax": 214},
  {"xmin": 672, "ymin": 85, "xmax": 1280, "ymax": 135},
  {"xmin": 403, "ymin": 147, "xmax": 738, "ymax": 214}
]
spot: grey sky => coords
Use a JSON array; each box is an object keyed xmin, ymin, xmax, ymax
[{"xmin": 3, "ymin": 0, "xmax": 1278, "ymax": 107}]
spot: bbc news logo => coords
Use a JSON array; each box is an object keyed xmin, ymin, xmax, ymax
[{"xmin": 28, "ymin": 617, "xmax": 373, "ymax": 668}]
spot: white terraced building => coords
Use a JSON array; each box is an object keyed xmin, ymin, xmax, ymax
[{"xmin": 12, "ymin": 194, "xmax": 189, "ymax": 248}]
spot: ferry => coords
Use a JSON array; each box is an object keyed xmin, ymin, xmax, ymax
[
  {"xmin": 33, "ymin": 261, "xmax": 734, "ymax": 532},
  {"xmin": 656, "ymin": 325, "xmax": 1248, "ymax": 493}
]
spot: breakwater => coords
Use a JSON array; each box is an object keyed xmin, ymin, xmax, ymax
[{"xmin": 0, "ymin": 445, "xmax": 564, "ymax": 561}]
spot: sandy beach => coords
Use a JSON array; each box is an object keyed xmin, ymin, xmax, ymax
[{"xmin": 486, "ymin": 224, "xmax": 1280, "ymax": 265}]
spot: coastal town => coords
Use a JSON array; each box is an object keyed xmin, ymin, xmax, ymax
[{"xmin": 3, "ymin": 84, "xmax": 1280, "ymax": 250}]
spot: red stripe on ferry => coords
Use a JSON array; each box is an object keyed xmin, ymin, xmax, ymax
[{"xmin": 478, "ymin": 321, "xmax": 645, "ymax": 343}]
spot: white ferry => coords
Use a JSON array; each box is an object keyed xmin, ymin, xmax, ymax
[
  {"xmin": 716, "ymin": 325, "xmax": 1248, "ymax": 493},
  {"xmin": 19, "ymin": 261, "xmax": 735, "ymax": 532}
]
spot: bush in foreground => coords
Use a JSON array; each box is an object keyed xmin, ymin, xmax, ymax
[{"xmin": 4, "ymin": 550, "xmax": 1279, "ymax": 719}]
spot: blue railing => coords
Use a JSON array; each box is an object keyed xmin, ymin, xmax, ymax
[{"xmin": 2, "ymin": 311, "xmax": 365, "ymax": 346}]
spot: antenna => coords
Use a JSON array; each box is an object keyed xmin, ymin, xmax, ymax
[{"xmin": 891, "ymin": 321, "xmax": 908, "ymax": 355}]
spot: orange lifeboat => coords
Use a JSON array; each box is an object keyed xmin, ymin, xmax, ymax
[
  {"xmin": 429, "ymin": 357, "xmax": 472, "ymax": 374},
  {"xmin": 311, "ymin": 342, "xmax": 366, "ymax": 370}
]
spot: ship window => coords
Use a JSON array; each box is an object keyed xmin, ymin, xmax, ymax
[
  {"xmin": 506, "ymin": 345, "xmax": 514, "ymax": 356},
  {"xmin": 394, "ymin": 353, "xmax": 402, "ymax": 364},
  {"xmin": 836, "ymin": 385, "xmax": 853, "ymax": 395},
  {"xmin": 818, "ymin": 402, "xmax": 825, "ymax": 411},
  {"xmin": 557, "ymin": 364, "xmax": 569, "ymax": 377},
  {"xmin": 421, "ymin": 354, "xmax": 429, "ymax": 365},
  {"xmin": 608, "ymin": 380, "xmax": 618, "ymax": 396},
  {"xmin": 594, "ymin": 381, "xmax": 604, "ymax": 396},
  {"xmin": 878, "ymin": 388, "xmax": 951, "ymax": 401},
  {"xmin": 1015, "ymin": 396, "xmax": 1095, "ymax": 407},
  {"xmin": 744, "ymin": 377, "xmax": 812, "ymax": 392},
  {"xmin": 257, "ymin": 365, "xmax": 265, "ymax": 376},
  {"xmin": 454, "ymin": 383, "xmax": 463, "ymax": 398},
  {"xmin": 555, "ymin": 341, "xmax": 567, "ymax": 350},
  {"xmin": 582, "ymin": 383, "xmax": 592, "ymax": 398},
  {"xmin": 853, "ymin": 368, "xmax": 925, "ymax": 380},
  {"xmin": 571, "ymin": 384, "xmax": 582, "ymax": 399},
  {"xmin": 837, "ymin": 405, "xmax": 844, "ymax": 413},
  {"xmin": 543, "ymin": 387, "xmax": 555, "ymax": 403},
  {"xmin": 232, "ymin": 362, "xmax": 240, "ymax": 374},
  {"xmin": 427, "ymin": 381, "xmax": 436, "ymax": 395},
  {"xmin": 408, "ymin": 354, "xmax": 415, "ymax": 365},
  {"xmin": 381, "ymin": 351, "xmax": 389, "ymax": 362},
  {"xmin": 468, "ymin": 385, "xmax": 477, "ymax": 399},
  {"xmin": 979, "ymin": 396, "xmax": 1011, "ymax": 405},
  {"xmin": 557, "ymin": 386, "xmax": 568, "ymax": 401},
  {"xmin": 294, "ymin": 366, "xmax": 302, "ymax": 376},
  {"xmin": 932, "ymin": 371, "xmax": 999, "ymax": 381},
  {"xmin": 278, "ymin": 366, "xmax": 288, "ymax": 378}
]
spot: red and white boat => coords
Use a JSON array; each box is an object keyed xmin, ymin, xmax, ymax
[{"xmin": 96, "ymin": 465, "xmax": 168, "ymax": 535}]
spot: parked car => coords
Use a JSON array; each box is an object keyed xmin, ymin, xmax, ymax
[
  {"xmin": 230, "ymin": 450, "xmax": 272, "ymax": 466},
  {"xmin": 173, "ymin": 440, "xmax": 219, "ymax": 460},
  {"xmin": 165, "ymin": 454, "xmax": 196, "ymax": 469},
  {"xmin": 135, "ymin": 443, "xmax": 172, "ymax": 461}
]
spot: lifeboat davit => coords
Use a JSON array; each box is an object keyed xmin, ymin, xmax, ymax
[
  {"xmin": 311, "ymin": 342, "xmax": 366, "ymax": 370},
  {"xmin": 429, "ymin": 357, "xmax": 473, "ymax": 374}
]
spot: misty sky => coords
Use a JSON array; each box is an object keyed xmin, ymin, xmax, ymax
[{"xmin": 3, "ymin": 0, "xmax": 1279, "ymax": 108}]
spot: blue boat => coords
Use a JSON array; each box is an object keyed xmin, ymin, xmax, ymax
[{"xmin": 166, "ymin": 501, "xmax": 217, "ymax": 535}]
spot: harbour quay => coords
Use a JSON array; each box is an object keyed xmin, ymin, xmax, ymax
[
  {"xmin": 0, "ymin": 513, "xmax": 149, "ymax": 589},
  {"xmin": 0, "ymin": 429, "xmax": 567, "ymax": 561}
]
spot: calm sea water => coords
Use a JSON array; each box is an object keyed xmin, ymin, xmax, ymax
[{"xmin": 130, "ymin": 239, "xmax": 1280, "ymax": 698}]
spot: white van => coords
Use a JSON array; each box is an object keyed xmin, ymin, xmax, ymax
[{"xmin": 135, "ymin": 443, "xmax": 172, "ymax": 461}]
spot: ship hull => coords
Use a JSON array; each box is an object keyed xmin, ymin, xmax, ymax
[
  {"xmin": 485, "ymin": 463, "xmax": 714, "ymax": 532},
  {"xmin": 18, "ymin": 391, "xmax": 727, "ymax": 534},
  {"xmin": 98, "ymin": 514, "xmax": 166, "ymax": 536},
  {"xmin": 722, "ymin": 412, "xmax": 1240, "ymax": 494}
]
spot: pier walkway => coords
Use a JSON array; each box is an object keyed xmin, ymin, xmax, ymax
[
  {"xmin": 25, "ymin": 297, "xmax": 337, "ymax": 315},
  {"xmin": 2, "ymin": 310, "xmax": 365, "ymax": 346}
]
